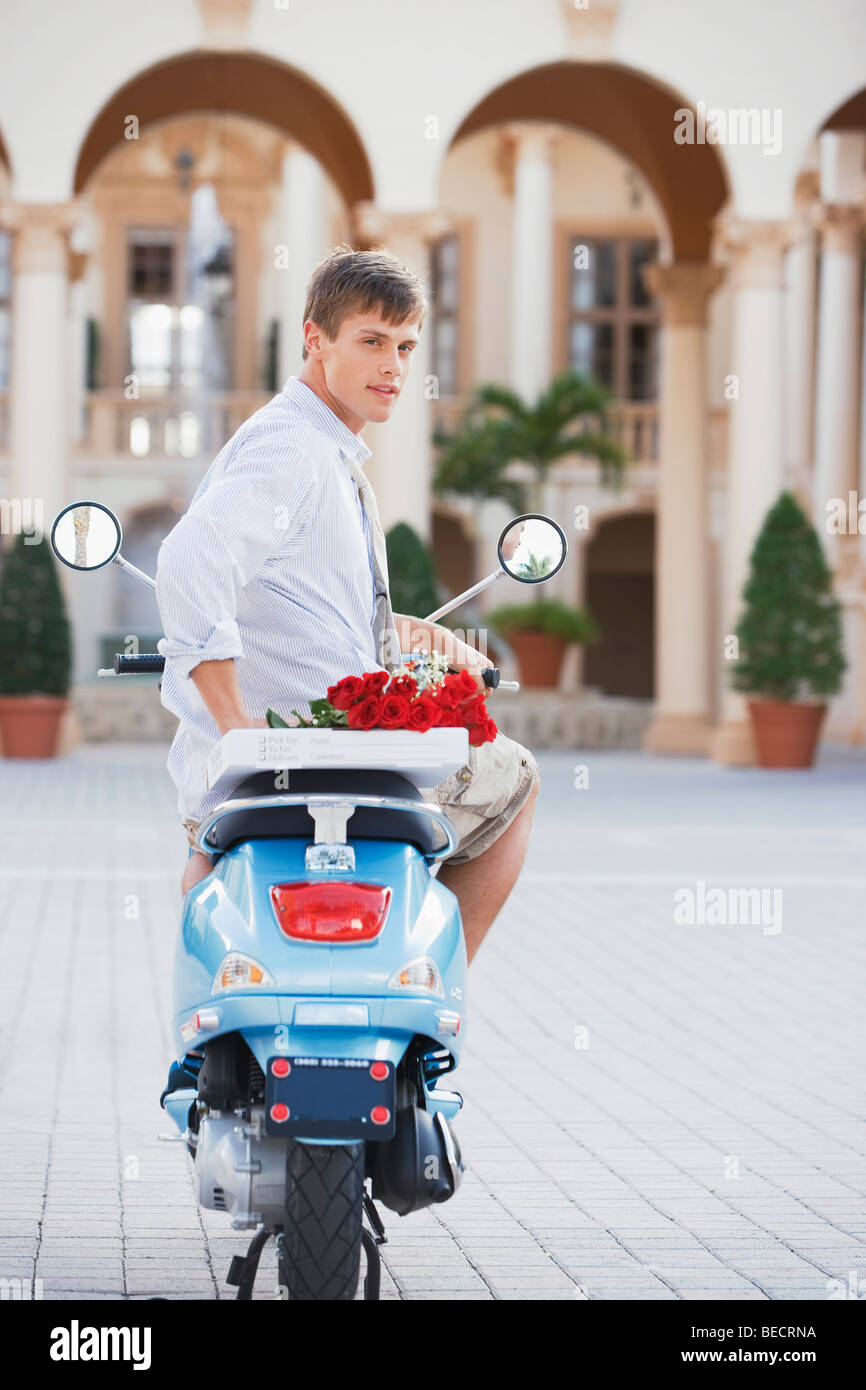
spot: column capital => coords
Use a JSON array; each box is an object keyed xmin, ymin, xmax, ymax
[
  {"xmin": 353, "ymin": 202, "xmax": 454, "ymax": 249},
  {"xmin": 501, "ymin": 121, "xmax": 564, "ymax": 162},
  {"xmin": 793, "ymin": 168, "xmax": 821, "ymax": 212},
  {"xmin": 814, "ymin": 203, "xmax": 865, "ymax": 255},
  {"xmin": 1, "ymin": 200, "xmax": 81, "ymax": 273},
  {"xmin": 642, "ymin": 261, "xmax": 724, "ymax": 326},
  {"xmin": 712, "ymin": 215, "xmax": 798, "ymax": 289}
]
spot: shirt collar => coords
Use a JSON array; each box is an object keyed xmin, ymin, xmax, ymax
[{"xmin": 281, "ymin": 375, "xmax": 372, "ymax": 468}]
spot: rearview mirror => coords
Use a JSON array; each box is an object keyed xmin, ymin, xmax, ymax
[
  {"xmin": 51, "ymin": 501, "xmax": 122, "ymax": 571},
  {"xmin": 497, "ymin": 514, "xmax": 567, "ymax": 583}
]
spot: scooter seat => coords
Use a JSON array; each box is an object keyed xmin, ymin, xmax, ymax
[{"xmin": 204, "ymin": 769, "xmax": 444, "ymax": 856}]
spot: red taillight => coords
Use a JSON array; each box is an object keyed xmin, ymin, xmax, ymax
[
  {"xmin": 270, "ymin": 882, "xmax": 392, "ymax": 943},
  {"xmin": 370, "ymin": 1061, "xmax": 388, "ymax": 1081},
  {"xmin": 271, "ymin": 1058, "xmax": 290, "ymax": 1078},
  {"xmin": 371, "ymin": 1106, "xmax": 390, "ymax": 1125},
  {"xmin": 270, "ymin": 1103, "xmax": 290, "ymax": 1123}
]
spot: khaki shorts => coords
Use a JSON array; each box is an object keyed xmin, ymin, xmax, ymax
[
  {"xmin": 182, "ymin": 732, "xmax": 539, "ymax": 867},
  {"xmin": 419, "ymin": 731, "xmax": 540, "ymax": 865}
]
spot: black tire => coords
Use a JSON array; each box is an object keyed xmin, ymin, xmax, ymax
[{"xmin": 279, "ymin": 1141, "xmax": 365, "ymax": 1300}]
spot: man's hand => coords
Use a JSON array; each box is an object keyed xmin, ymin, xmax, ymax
[{"xmin": 393, "ymin": 613, "xmax": 493, "ymax": 693}]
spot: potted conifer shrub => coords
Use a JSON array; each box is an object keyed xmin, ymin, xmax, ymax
[
  {"xmin": 0, "ymin": 532, "xmax": 73, "ymax": 757},
  {"xmin": 486, "ymin": 596, "xmax": 598, "ymax": 688},
  {"xmin": 730, "ymin": 491, "xmax": 845, "ymax": 768},
  {"xmin": 385, "ymin": 521, "xmax": 440, "ymax": 618}
]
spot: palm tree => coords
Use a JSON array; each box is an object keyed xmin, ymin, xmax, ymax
[
  {"xmin": 73, "ymin": 504, "xmax": 92, "ymax": 568},
  {"xmin": 433, "ymin": 370, "xmax": 629, "ymax": 513}
]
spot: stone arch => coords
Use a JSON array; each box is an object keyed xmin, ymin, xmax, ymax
[
  {"xmin": 445, "ymin": 62, "xmax": 730, "ymax": 261},
  {"xmin": 72, "ymin": 49, "xmax": 374, "ymax": 210}
]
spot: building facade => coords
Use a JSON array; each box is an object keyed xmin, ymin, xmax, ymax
[{"xmin": 0, "ymin": 0, "xmax": 865, "ymax": 760}]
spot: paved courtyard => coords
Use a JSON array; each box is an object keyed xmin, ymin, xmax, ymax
[{"xmin": 0, "ymin": 741, "xmax": 864, "ymax": 1301}]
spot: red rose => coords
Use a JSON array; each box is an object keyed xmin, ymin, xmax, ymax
[
  {"xmin": 406, "ymin": 695, "xmax": 442, "ymax": 733},
  {"xmin": 390, "ymin": 674, "xmax": 418, "ymax": 699},
  {"xmin": 327, "ymin": 675, "xmax": 366, "ymax": 710},
  {"xmin": 433, "ymin": 682, "xmax": 461, "ymax": 709},
  {"xmin": 379, "ymin": 693, "xmax": 411, "ymax": 728},
  {"xmin": 434, "ymin": 707, "xmax": 459, "ymax": 727},
  {"xmin": 468, "ymin": 717, "xmax": 498, "ymax": 746},
  {"xmin": 347, "ymin": 695, "xmax": 382, "ymax": 729},
  {"xmin": 454, "ymin": 669, "xmax": 479, "ymax": 696},
  {"xmin": 362, "ymin": 670, "xmax": 390, "ymax": 695},
  {"xmin": 457, "ymin": 693, "xmax": 487, "ymax": 726}
]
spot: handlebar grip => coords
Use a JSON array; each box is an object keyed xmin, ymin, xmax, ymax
[
  {"xmin": 113, "ymin": 653, "xmax": 165, "ymax": 674},
  {"xmin": 481, "ymin": 667, "xmax": 501, "ymax": 689}
]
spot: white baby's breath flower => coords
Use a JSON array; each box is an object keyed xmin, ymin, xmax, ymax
[{"xmin": 392, "ymin": 649, "xmax": 450, "ymax": 693}]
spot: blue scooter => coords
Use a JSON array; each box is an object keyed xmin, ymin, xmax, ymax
[{"xmin": 50, "ymin": 501, "xmax": 567, "ymax": 1300}]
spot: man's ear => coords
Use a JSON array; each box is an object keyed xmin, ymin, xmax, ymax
[{"xmin": 303, "ymin": 319, "xmax": 323, "ymax": 358}]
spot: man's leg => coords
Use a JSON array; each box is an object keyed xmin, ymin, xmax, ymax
[
  {"xmin": 181, "ymin": 850, "xmax": 213, "ymax": 896},
  {"xmin": 436, "ymin": 778, "xmax": 538, "ymax": 965}
]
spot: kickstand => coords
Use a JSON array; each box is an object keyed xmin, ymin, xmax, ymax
[
  {"xmin": 227, "ymin": 1199, "xmax": 387, "ymax": 1302},
  {"xmin": 362, "ymin": 1192, "xmax": 387, "ymax": 1301},
  {"xmin": 226, "ymin": 1226, "xmax": 271, "ymax": 1301}
]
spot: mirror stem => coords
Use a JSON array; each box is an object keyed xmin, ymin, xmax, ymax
[
  {"xmin": 113, "ymin": 554, "xmax": 157, "ymax": 590},
  {"xmin": 424, "ymin": 568, "xmax": 506, "ymax": 624}
]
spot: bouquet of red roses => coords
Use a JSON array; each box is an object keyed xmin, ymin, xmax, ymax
[{"xmin": 266, "ymin": 656, "xmax": 498, "ymax": 747}]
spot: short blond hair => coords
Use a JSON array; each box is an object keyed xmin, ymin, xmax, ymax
[{"xmin": 301, "ymin": 244, "xmax": 428, "ymax": 360}]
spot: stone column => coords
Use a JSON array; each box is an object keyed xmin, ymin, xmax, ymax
[
  {"xmin": 506, "ymin": 122, "xmax": 561, "ymax": 406},
  {"xmin": 709, "ymin": 220, "xmax": 793, "ymax": 766},
  {"xmin": 353, "ymin": 204, "xmax": 452, "ymax": 543},
  {"xmin": 860, "ymin": 244, "xmax": 866, "ymax": 571},
  {"xmin": 782, "ymin": 200, "xmax": 818, "ymax": 496},
  {"xmin": 642, "ymin": 262, "xmax": 722, "ymax": 754},
  {"xmin": 5, "ymin": 202, "xmax": 77, "ymax": 535},
  {"xmin": 277, "ymin": 144, "xmax": 326, "ymax": 386},
  {"xmin": 812, "ymin": 204, "xmax": 864, "ymax": 563}
]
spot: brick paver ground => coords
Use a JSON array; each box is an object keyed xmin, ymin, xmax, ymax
[{"xmin": 1, "ymin": 741, "xmax": 864, "ymax": 1301}]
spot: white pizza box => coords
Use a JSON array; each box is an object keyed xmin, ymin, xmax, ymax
[{"xmin": 206, "ymin": 726, "xmax": 470, "ymax": 798}]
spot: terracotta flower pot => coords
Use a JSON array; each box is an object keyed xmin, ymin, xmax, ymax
[
  {"xmin": 504, "ymin": 631, "xmax": 568, "ymax": 689},
  {"xmin": 747, "ymin": 698, "xmax": 826, "ymax": 769},
  {"xmin": 0, "ymin": 695, "xmax": 68, "ymax": 758}
]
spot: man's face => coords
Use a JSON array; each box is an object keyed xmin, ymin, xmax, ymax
[{"xmin": 306, "ymin": 308, "xmax": 421, "ymax": 431}]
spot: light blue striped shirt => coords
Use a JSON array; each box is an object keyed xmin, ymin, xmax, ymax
[{"xmin": 156, "ymin": 376, "xmax": 386, "ymax": 822}]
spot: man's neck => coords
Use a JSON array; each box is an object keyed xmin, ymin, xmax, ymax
[{"xmin": 296, "ymin": 365, "xmax": 364, "ymax": 434}]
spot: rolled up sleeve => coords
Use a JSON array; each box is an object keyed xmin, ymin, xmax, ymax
[{"xmin": 156, "ymin": 423, "xmax": 315, "ymax": 680}]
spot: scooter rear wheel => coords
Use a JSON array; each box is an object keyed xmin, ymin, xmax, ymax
[{"xmin": 278, "ymin": 1140, "xmax": 365, "ymax": 1300}]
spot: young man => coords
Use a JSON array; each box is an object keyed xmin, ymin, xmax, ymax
[{"xmin": 155, "ymin": 246, "xmax": 539, "ymax": 964}]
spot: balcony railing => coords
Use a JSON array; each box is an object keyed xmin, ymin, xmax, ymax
[
  {"xmin": 74, "ymin": 390, "xmax": 273, "ymax": 461},
  {"xmin": 0, "ymin": 390, "xmax": 727, "ymax": 479},
  {"xmin": 432, "ymin": 396, "xmax": 661, "ymax": 466},
  {"xmin": 433, "ymin": 397, "xmax": 730, "ymax": 475}
]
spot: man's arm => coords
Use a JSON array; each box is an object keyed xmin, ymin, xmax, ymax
[
  {"xmin": 155, "ymin": 423, "xmax": 315, "ymax": 728},
  {"xmin": 188, "ymin": 658, "xmax": 267, "ymax": 734}
]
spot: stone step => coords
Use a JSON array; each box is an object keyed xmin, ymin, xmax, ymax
[{"xmin": 66, "ymin": 681, "xmax": 654, "ymax": 750}]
